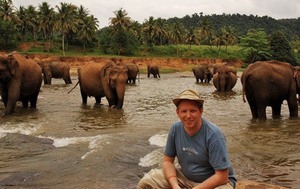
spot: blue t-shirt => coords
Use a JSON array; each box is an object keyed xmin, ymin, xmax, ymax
[{"xmin": 164, "ymin": 117, "xmax": 236, "ymax": 185}]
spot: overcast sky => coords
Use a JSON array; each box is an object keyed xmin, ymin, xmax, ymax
[{"xmin": 13, "ymin": 0, "xmax": 300, "ymax": 28}]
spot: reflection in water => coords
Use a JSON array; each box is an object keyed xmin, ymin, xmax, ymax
[
  {"xmin": 78, "ymin": 105, "xmax": 126, "ymax": 130},
  {"xmin": 0, "ymin": 73, "xmax": 299, "ymax": 188}
]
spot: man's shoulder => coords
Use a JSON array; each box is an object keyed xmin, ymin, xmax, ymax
[{"xmin": 202, "ymin": 118, "xmax": 223, "ymax": 135}]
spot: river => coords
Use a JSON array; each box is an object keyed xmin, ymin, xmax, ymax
[{"xmin": 0, "ymin": 72, "xmax": 299, "ymax": 189}]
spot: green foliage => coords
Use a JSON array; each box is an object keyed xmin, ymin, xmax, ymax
[
  {"xmin": 0, "ymin": 19, "xmax": 17, "ymax": 49},
  {"xmin": 239, "ymin": 29, "xmax": 271, "ymax": 63},
  {"xmin": 291, "ymin": 40, "xmax": 300, "ymax": 64},
  {"xmin": 269, "ymin": 31, "xmax": 298, "ymax": 65},
  {"xmin": 110, "ymin": 29, "xmax": 139, "ymax": 55},
  {"xmin": 136, "ymin": 45, "xmax": 245, "ymax": 59},
  {"xmin": 97, "ymin": 27, "xmax": 113, "ymax": 54}
]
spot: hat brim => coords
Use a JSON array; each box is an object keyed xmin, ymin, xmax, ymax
[{"xmin": 172, "ymin": 98, "xmax": 204, "ymax": 107}]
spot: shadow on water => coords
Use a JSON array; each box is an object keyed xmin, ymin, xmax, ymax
[{"xmin": 0, "ymin": 73, "xmax": 299, "ymax": 188}]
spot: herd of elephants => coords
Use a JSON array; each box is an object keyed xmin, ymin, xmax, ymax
[{"xmin": 0, "ymin": 51, "xmax": 300, "ymax": 121}]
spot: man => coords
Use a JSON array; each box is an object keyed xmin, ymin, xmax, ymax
[{"xmin": 137, "ymin": 89, "xmax": 236, "ymax": 189}]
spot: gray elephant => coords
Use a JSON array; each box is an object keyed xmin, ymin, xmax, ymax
[
  {"xmin": 213, "ymin": 65, "xmax": 237, "ymax": 92},
  {"xmin": 39, "ymin": 61, "xmax": 72, "ymax": 85},
  {"xmin": 241, "ymin": 60, "xmax": 299, "ymax": 120},
  {"xmin": 0, "ymin": 52, "xmax": 42, "ymax": 115},
  {"xmin": 192, "ymin": 65, "xmax": 213, "ymax": 83},
  {"xmin": 147, "ymin": 65, "xmax": 160, "ymax": 78},
  {"xmin": 76, "ymin": 61, "xmax": 128, "ymax": 109},
  {"xmin": 117, "ymin": 62, "xmax": 139, "ymax": 84}
]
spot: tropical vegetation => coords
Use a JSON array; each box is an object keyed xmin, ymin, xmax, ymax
[{"xmin": 0, "ymin": 0, "xmax": 299, "ymax": 65}]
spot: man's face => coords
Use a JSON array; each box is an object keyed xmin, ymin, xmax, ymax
[{"xmin": 176, "ymin": 100, "xmax": 203, "ymax": 129}]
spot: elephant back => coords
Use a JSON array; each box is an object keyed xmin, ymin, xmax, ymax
[
  {"xmin": 78, "ymin": 62, "xmax": 108, "ymax": 97},
  {"xmin": 8, "ymin": 52, "xmax": 42, "ymax": 95}
]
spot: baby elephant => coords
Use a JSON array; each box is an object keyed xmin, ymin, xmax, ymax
[
  {"xmin": 40, "ymin": 61, "xmax": 72, "ymax": 85},
  {"xmin": 147, "ymin": 65, "xmax": 161, "ymax": 78}
]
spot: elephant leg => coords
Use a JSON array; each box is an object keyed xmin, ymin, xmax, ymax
[
  {"xmin": 5, "ymin": 100, "xmax": 17, "ymax": 115},
  {"xmin": 248, "ymin": 102, "xmax": 258, "ymax": 119},
  {"xmin": 1, "ymin": 94, "xmax": 8, "ymax": 107},
  {"xmin": 272, "ymin": 103, "xmax": 282, "ymax": 119},
  {"xmin": 29, "ymin": 95, "xmax": 39, "ymax": 108},
  {"xmin": 287, "ymin": 99, "xmax": 298, "ymax": 118},
  {"xmin": 67, "ymin": 77, "xmax": 72, "ymax": 84},
  {"xmin": 95, "ymin": 96, "xmax": 101, "ymax": 104},
  {"xmin": 64, "ymin": 78, "xmax": 70, "ymax": 84},
  {"xmin": 80, "ymin": 90, "xmax": 88, "ymax": 104},
  {"xmin": 257, "ymin": 104, "xmax": 267, "ymax": 120},
  {"xmin": 22, "ymin": 99, "xmax": 29, "ymax": 108}
]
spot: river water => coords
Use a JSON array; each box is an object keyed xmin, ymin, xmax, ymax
[{"xmin": 0, "ymin": 72, "xmax": 299, "ymax": 189}]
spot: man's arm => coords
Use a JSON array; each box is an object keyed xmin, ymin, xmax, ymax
[
  {"xmin": 162, "ymin": 155, "xmax": 181, "ymax": 189},
  {"xmin": 193, "ymin": 168, "xmax": 229, "ymax": 189}
]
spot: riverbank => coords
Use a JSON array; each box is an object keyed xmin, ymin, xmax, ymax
[{"xmin": 28, "ymin": 54, "xmax": 244, "ymax": 74}]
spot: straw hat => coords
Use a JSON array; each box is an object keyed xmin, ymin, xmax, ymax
[{"xmin": 172, "ymin": 89, "xmax": 204, "ymax": 107}]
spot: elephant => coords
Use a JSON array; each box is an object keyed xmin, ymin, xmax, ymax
[
  {"xmin": 192, "ymin": 64, "xmax": 213, "ymax": 83},
  {"xmin": 39, "ymin": 61, "xmax": 72, "ymax": 85},
  {"xmin": 77, "ymin": 61, "xmax": 128, "ymax": 109},
  {"xmin": 147, "ymin": 65, "xmax": 160, "ymax": 78},
  {"xmin": 117, "ymin": 62, "xmax": 139, "ymax": 84},
  {"xmin": 241, "ymin": 60, "xmax": 300, "ymax": 120},
  {"xmin": 213, "ymin": 65, "xmax": 237, "ymax": 91},
  {"xmin": 0, "ymin": 52, "xmax": 42, "ymax": 115}
]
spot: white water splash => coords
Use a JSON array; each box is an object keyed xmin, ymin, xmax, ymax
[
  {"xmin": 138, "ymin": 133, "xmax": 168, "ymax": 167},
  {"xmin": 40, "ymin": 134, "xmax": 110, "ymax": 160},
  {"xmin": 0, "ymin": 123, "xmax": 40, "ymax": 136},
  {"xmin": 148, "ymin": 134, "xmax": 167, "ymax": 147},
  {"xmin": 138, "ymin": 149, "xmax": 164, "ymax": 167}
]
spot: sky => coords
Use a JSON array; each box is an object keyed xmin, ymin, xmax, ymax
[{"xmin": 13, "ymin": 0, "xmax": 300, "ymax": 28}]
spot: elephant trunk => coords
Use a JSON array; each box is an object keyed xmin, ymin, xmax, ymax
[{"xmin": 116, "ymin": 83, "xmax": 126, "ymax": 109}]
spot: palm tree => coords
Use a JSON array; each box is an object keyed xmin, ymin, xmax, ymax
[
  {"xmin": 15, "ymin": 6, "xmax": 27, "ymax": 40},
  {"xmin": 198, "ymin": 17, "xmax": 212, "ymax": 45},
  {"xmin": 109, "ymin": 8, "xmax": 131, "ymax": 32},
  {"xmin": 38, "ymin": 2, "xmax": 56, "ymax": 51},
  {"xmin": 221, "ymin": 26, "xmax": 238, "ymax": 50},
  {"xmin": 0, "ymin": 0, "xmax": 18, "ymax": 22},
  {"xmin": 77, "ymin": 5, "xmax": 88, "ymax": 20},
  {"xmin": 154, "ymin": 18, "xmax": 168, "ymax": 45},
  {"xmin": 185, "ymin": 29, "xmax": 199, "ymax": 48},
  {"xmin": 170, "ymin": 22, "xmax": 185, "ymax": 56},
  {"xmin": 78, "ymin": 15, "xmax": 99, "ymax": 51},
  {"xmin": 142, "ymin": 16, "xmax": 159, "ymax": 47},
  {"xmin": 24, "ymin": 5, "xmax": 38, "ymax": 40},
  {"xmin": 55, "ymin": 2, "xmax": 78, "ymax": 55},
  {"xmin": 128, "ymin": 20, "xmax": 142, "ymax": 44},
  {"xmin": 109, "ymin": 8, "xmax": 132, "ymax": 55}
]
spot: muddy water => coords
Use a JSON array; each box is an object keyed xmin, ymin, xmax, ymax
[{"xmin": 0, "ymin": 72, "xmax": 299, "ymax": 189}]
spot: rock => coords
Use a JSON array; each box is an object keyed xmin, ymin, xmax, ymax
[{"xmin": 236, "ymin": 180, "xmax": 288, "ymax": 189}]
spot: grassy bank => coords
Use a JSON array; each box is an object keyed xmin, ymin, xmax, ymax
[{"xmin": 20, "ymin": 42, "xmax": 246, "ymax": 61}]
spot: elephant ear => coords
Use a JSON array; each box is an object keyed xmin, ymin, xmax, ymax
[
  {"xmin": 102, "ymin": 65, "xmax": 112, "ymax": 84},
  {"xmin": 7, "ymin": 54, "xmax": 19, "ymax": 76}
]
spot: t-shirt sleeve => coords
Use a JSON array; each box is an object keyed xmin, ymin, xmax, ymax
[
  {"xmin": 208, "ymin": 133, "xmax": 231, "ymax": 170},
  {"xmin": 164, "ymin": 124, "xmax": 177, "ymax": 157}
]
